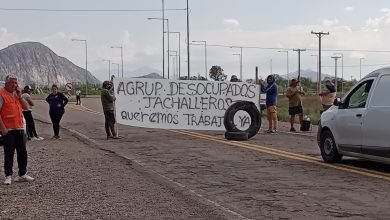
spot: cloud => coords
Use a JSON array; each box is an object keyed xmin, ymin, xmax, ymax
[
  {"xmin": 363, "ymin": 11, "xmax": 390, "ymax": 31},
  {"xmin": 344, "ymin": 6, "xmax": 354, "ymax": 12},
  {"xmin": 380, "ymin": 8, "xmax": 390, "ymax": 13},
  {"xmin": 0, "ymin": 28, "xmax": 7, "ymax": 39},
  {"xmin": 322, "ymin": 19, "xmax": 339, "ymax": 27},
  {"xmin": 223, "ymin": 19, "xmax": 240, "ymax": 31}
]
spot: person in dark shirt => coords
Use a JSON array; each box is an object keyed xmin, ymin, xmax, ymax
[
  {"xmin": 261, "ymin": 75, "xmax": 278, "ymax": 133},
  {"xmin": 45, "ymin": 84, "xmax": 68, "ymax": 139},
  {"xmin": 101, "ymin": 81, "xmax": 120, "ymax": 139}
]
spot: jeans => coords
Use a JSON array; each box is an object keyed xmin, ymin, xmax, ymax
[
  {"xmin": 3, "ymin": 130, "xmax": 28, "ymax": 176},
  {"xmin": 76, "ymin": 95, "xmax": 81, "ymax": 105},
  {"xmin": 49, "ymin": 112, "xmax": 63, "ymax": 136},
  {"xmin": 23, "ymin": 111, "xmax": 38, "ymax": 138},
  {"xmin": 104, "ymin": 110, "xmax": 117, "ymax": 137}
]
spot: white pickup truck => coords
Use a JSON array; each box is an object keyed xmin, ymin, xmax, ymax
[{"xmin": 317, "ymin": 67, "xmax": 390, "ymax": 164}]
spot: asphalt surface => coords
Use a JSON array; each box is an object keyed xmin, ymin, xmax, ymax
[{"xmin": 1, "ymin": 97, "xmax": 389, "ymax": 219}]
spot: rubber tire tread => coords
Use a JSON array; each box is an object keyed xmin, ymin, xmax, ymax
[
  {"xmin": 223, "ymin": 101, "xmax": 261, "ymax": 139},
  {"xmin": 225, "ymin": 131, "xmax": 249, "ymax": 141}
]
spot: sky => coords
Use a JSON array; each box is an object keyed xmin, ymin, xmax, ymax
[{"xmin": 1, "ymin": 0, "xmax": 390, "ymax": 82}]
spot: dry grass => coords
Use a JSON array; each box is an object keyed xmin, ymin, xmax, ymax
[{"xmin": 275, "ymin": 95, "xmax": 323, "ymax": 125}]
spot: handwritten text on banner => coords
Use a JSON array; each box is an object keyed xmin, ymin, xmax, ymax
[{"xmin": 114, "ymin": 78, "xmax": 260, "ymax": 130}]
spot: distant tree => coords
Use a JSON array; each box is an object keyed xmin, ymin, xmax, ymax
[
  {"xmin": 179, "ymin": 74, "xmax": 207, "ymax": 81},
  {"xmin": 197, "ymin": 74, "xmax": 207, "ymax": 81},
  {"xmin": 209, "ymin": 65, "xmax": 227, "ymax": 81}
]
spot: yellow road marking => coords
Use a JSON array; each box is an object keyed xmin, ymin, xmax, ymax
[
  {"xmin": 173, "ymin": 130, "xmax": 390, "ymax": 181},
  {"xmin": 68, "ymin": 103, "xmax": 103, "ymax": 116},
  {"xmin": 67, "ymin": 104, "xmax": 390, "ymax": 181}
]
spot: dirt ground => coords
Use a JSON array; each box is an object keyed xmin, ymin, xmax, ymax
[{"xmin": 0, "ymin": 121, "xmax": 233, "ymax": 220}]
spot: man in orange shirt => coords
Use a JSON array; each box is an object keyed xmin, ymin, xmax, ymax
[{"xmin": 0, "ymin": 74, "xmax": 34, "ymax": 185}]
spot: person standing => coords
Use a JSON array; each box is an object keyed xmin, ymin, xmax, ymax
[
  {"xmin": 21, "ymin": 85, "xmax": 44, "ymax": 141},
  {"xmin": 286, "ymin": 78, "xmax": 305, "ymax": 132},
  {"xmin": 46, "ymin": 84, "xmax": 68, "ymax": 139},
  {"xmin": 261, "ymin": 75, "xmax": 278, "ymax": 133},
  {"xmin": 319, "ymin": 80, "xmax": 336, "ymax": 112},
  {"xmin": 0, "ymin": 74, "xmax": 34, "ymax": 185},
  {"xmin": 101, "ymin": 81, "xmax": 120, "ymax": 139},
  {"xmin": 75, "ymin": 88, "xmax": 81, "ymax": 105},
  {"xmin": 230, "ymin": 75, "xmax": 239, "ymax": 82}
]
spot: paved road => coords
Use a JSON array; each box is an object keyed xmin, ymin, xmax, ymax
[{"xmin": 32, "ymin": 98, "xmax": 390, "ymax": 219}]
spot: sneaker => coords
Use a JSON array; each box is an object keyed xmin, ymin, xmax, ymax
[
  {"xmin": 290, "ymin": 127, "xmax": 296, "ymax": 132},
  {"xmin": 266, "ymin": 129, "xmax": 274, "ymax": 133},
  {"xmin": 4, "ymin": 176, "xmax": 11, "ymax": 185},
  {"xmin": 273, "ymin": 129, "xmax": 277, "ymax": 133},
  {"xmin": 111, "ymin": 136, "xmax": 121, "ymax": 139},
  {"xmin": 16, "ymin": 174, "xmax": 34, "ymax": 182},
  {"xmin": 31, "ymin": 137, "xmax": 39, "ymax": 141},
  {"xmin": 36, "ymin": 136, "xmax": 44, "ymax": 140}
]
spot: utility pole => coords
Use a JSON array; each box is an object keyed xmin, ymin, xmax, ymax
[
  {"xmin": 162, "ymin": 0, "xmax": 165, "ymax": 78},
  {"xmin": 311, "ymin": 31, "xmax": 329, "ymax": 93},
  {"xmin": 331, "ymin": 56, "xmax": 341, "ymax": 92},
  {"xmin": 186, "ymin": 0, "xmax": 190, "ymax": 79},
  {"xmin": 293, "ymin": 49, "xmax": 306, "ymax": 81}
]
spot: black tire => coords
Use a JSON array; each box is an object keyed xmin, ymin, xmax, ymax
[
  {"xmin": 225, "ymin": 131, "xmax": 249, "ymax": 141},
  {"xmin": 223, "ymin": 101, "xmax": 261, "ymax": 139},
  {"xmin": 319, "ymin": 130, "xmax": 342, "ymax": 163}
]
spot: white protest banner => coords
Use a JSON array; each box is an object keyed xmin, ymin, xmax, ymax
[{"xmin": 114, "ymin": 78, "xmax": 260, "ymax": 130}]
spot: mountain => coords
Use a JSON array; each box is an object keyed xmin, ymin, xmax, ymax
[
  {"xmin": 135, "ymin": 72, "xmax": 164, "ymax": 79},
  {"xmin": 128, "ymin": 66, "xmax": 163, "ymax": 77},
  {"xmin": 0, "ymin": 42, "xmax": 100, "ymax": 87},
  {"xmin": 281, "ymin": 69, "xmax": 333, "ymax": 82}
]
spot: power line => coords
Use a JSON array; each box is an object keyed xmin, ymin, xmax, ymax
[
  {"xmin": 323, "ymin": 62, "xmax": 390, "ymax": 68},
  {"xmin": 0, "ymin": 8, "xmax": 186, "ymax": 12},
  {"xmin": 189, "ymin": 43, "xmax": 390, "ymax": 53}
]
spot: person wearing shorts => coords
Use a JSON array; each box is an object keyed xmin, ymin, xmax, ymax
[
  {"xmin": 261, "ymin": 75, "xmax": 278, "ymax": 133},
  {"xmin": 286, "ymin": 79, "xmax": 304, "ymax": 132}
]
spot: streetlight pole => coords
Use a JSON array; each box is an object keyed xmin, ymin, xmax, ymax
[
  {"xmin": 111, "ymin": 46, "xmax": 123, "ymax": 78},
  {"xmin": 311, "ymin": 54, "xmax": 319, "ymax": 93},
  {"xmin": 334, "ymin": 53, "xmax": 344, "ymax": 93},
  {"xmin": 331, "ymin": 56, "xmax": 341, "ymax": 92},
  {"xmin": 192, "ymin": 40, "xmax": 207, "ymax": 80},
  {"xmin": 230, "ymin": 46, "xmax": 243, "ymax": 81},
  {"xmin": 166, "ymin": 31, "xmax": 181, "ymax": 78},
  {"xmin": 360, "ymin": 57, "xmax": 365, "ymax": 80},
  {"xmin": 162, "ymin": 0, "xmax": 165, "ymax": 78},
  {"xmin": 169, "ymin": 50, "xmax": 178, "ymax": 79},
  {"xmin": 148, "ymin": 17, "xmax": 170, "ymax": 79},
  {"xmin": 71, "ymin": 38, "xmax": 88, "ymax": 96},
  {"xmin": 186, "ymin": 0, "xmax": 190, "ymax": 79},
  {"xmin": 232, "ymin": 53, "xmax": 241, "ymax": 79},
  {"xmin": 112, "ymin": 63, "xmax": 120, "ymax": 77},
  {"xmin": 102, "ymin": 59, "xmax": 111, "ymax": 80},
  {"xmin": 277, "ymin": 50, "xmax": 289, "ymax": 88}
]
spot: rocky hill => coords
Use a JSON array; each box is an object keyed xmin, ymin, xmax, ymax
[{"xmin": 0, "ymin": 42, "xmax": 100, "ymax": 87}]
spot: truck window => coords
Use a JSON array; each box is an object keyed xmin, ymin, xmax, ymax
[
  {"xmin": 347, "ymin": 80, "xmax": 373, "ymax": 109},
  {"xmin": 370, "ymin": 75, "xmax": 390, "ymax": 107}
]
